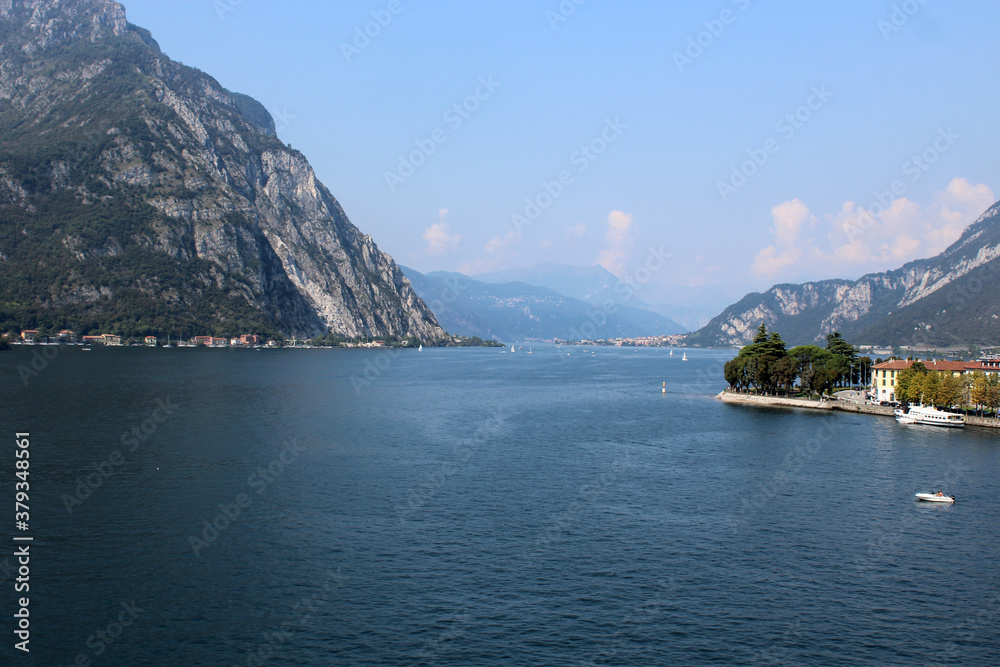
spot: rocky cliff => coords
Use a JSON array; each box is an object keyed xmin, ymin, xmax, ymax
[
  {"xmin": 686, "ymin": 201, "xmax": 1000, "ymax": 347},
  {"xmin": 0, "ymin": 0, "xmax": 445, "ymax": 341}
]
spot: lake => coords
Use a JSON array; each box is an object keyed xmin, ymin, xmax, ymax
[{"xmin": 1, "ymin": 345, "xmax": 998, "ymax": 665}]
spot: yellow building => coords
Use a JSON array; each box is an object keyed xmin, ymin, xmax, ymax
[{"xmin": 871, "ymin": 359, "xmax": 984, "ymax": 402}]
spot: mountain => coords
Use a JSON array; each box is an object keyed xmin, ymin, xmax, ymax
[
  {"xmin": 473, "ymin": 262, "xmax": 696, "ymax": 331},
  {"xmin": 401, "ymin": 267, "xmax": 684, "ymax": 340},
  {"xmin": 0, "ymin": 0, "xmax": 444, "ymax": 341},
  {"xmin": 686, "ymin": 200, "xmax": 1000, "ymax": 347}
]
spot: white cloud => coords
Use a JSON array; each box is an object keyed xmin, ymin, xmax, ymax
[
  {"xmin": 750, "ymin": 178, "xmax": 995, "ymax": 280},
  {"xmin": 422, "ymin": 208, "xmax": 461, "ymax": 255},
  {"xmin": 484, "ymin": 230, "xmax": 520, "ymax": 255},
  {"xmin": 597, "ymin": 210, "xmax": 634, "ymax": 276},
  {"xmin": 771, "ymin": 198, "xmax": 813, "ymax": 246}
]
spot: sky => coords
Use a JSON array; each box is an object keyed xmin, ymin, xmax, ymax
[{"xmin": 118, "ymin": 0, "xmax": 1000, "ymax": 309}]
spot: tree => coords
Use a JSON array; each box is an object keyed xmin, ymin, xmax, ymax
[
  {"xmin": 825, "ymin": 332, "xmax": 857, "ymax": 360},
  {"xmin": 937, "ymin": 375, "xmax": 964, "ymax": 408},
  {"xmin": 823, "ymin": 332, "xmax": 857, "ymax": 388},
  {"xmin": 895, "ymin": 364, "xmax": 926, "ymax": 403},
  {"xmin": 724, "ymin": 356, "xmax": 748, "ymax": 391},
  {"xmin": 772, "ymin": 355, "xmax": 798, "ymax": 395},
  {"xmin": 727, "ymin": 325, "xmax": 798, "ymax": 395},
  {"xmin": 971, "ymin": 372, "xmax": 990, "ymax": 415},
  {"xmin": 972, "ymin": 372, "xmax": 1000, "ymax": 416},
  {"xmin": 987, "ymin": 376, "xmax": 1000, "ymax": 417},
  {"xmin": 789, "ymin": 345, "xmax": 831, "ymax": 396},
  {"xmin": 752, "ymin": 323, "xmax": 769, "ymax": 345},
  {"xmin": 918, "ymin": 371, "xmax": 941, "ymax": 405}
]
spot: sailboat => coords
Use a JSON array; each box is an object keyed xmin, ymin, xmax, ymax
[
  {"xmin": 682, "ymin": 352, "xmax": 688, "ymax": 361},
  {"xmin": 528, "ymin": 347, "xmax": 533, "ymax": 355},
  {"xmin": 418, "ymin": 344, "xmax": 423, "ymax": 351},
  {"xmin": 669, "ymin": 349, "xmax": 674, "ymax": 356},
  {"xmin": 510, "ymin": 345, "xmax": 515, "ymax": 353}
]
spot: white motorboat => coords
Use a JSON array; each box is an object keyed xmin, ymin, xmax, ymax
[
  {"xmin": 894, "ymin": 404, "xmax": 965, "ymax": 428},
  {"xmin": 915, "ymin": 492, "xmax": 956, "ymax": 503}
]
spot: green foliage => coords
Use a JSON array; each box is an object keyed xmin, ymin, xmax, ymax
[
  {"xmin": 725, "ymin": 324, "xmax": 858, "ymax": 396},
  {"xmin": 450, "ymin": 336, "xmax": 504, "ymax": 347},
  {"xmin": 896, "ymin": 363, "xmax": 978, "ymax": 407},
  {"xmin": 825, "ymin": 332, "xmax": 857, "ymax": 360},
  {"xmin": 0, "ymin": 22, "xmax": 300, "ymax": 340},
  {"xmin": 970, "ymin": 372, "xmax": 1000, "ymax": 415},
  {"xmin": 937, "ymin": 374, "xmax": 964, "ymax": 408},
  {"xmin": 0, "ymin": 192, "xmax": 285, "ymax": 339}
]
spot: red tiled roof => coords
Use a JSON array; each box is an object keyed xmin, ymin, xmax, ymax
[{"xmin": 872, "ymin": 360, "xmax": 983, "ymax": 372}]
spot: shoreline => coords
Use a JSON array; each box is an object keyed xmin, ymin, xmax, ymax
[{"xmin": 717, "ymin": 389, "xmax": 1000, "ymax": 430}]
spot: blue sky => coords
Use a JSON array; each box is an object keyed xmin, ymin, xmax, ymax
[{"xmin": 119, "ymin": 0, "xmax": 1000, "ymax": 307}]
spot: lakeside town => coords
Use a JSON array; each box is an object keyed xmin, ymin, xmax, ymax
[
  {"xmin": 2, "ymin": 329, "xmax": 499, "ymax": 349},
  {"xmin": 717, "ymin": 325, "xmax": 1000, "ymax": 425}
]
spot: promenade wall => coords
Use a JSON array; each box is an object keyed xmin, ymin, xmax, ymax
[{"xmin": 717, "ymin": 390, "xmax": 998, "ymax": 429}]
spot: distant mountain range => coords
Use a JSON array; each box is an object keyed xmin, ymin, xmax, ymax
[
  {"xmin": 401, "ymin": 267, "xmax": 685, "ymax": 341},
  {"xmin": 686, "ymin": 200, "xmax": 1000, "ymax": 347},
  {"xmin": 472, "ymin": 262, "xmax": 716, "ymax": 331},
  {"xmin": 0, "ymin": 0, "xmax": 443, "ymax": 341}
]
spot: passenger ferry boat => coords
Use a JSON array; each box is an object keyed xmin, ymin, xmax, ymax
[{"xmin": 894, "ymin": 404, "xmax": 965, "ymax": 428}]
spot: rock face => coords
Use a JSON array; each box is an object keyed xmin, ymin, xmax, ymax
[
  {"xmin": 0, "ymin": 0, "xmax": 446, "ymax": 341},
  {"xmin": 687, "ymin": 201, "xmax": 1000, "ymax": 347}
]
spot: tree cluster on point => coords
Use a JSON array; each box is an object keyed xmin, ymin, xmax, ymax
[{"xmin": 724, "ymin": 324, "xmax": 868, "ymax": 398}]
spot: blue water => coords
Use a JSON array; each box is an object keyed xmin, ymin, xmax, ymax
[{"xmin": 1, "ymin": 345, "xmax": 998, "ymax": 665}]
